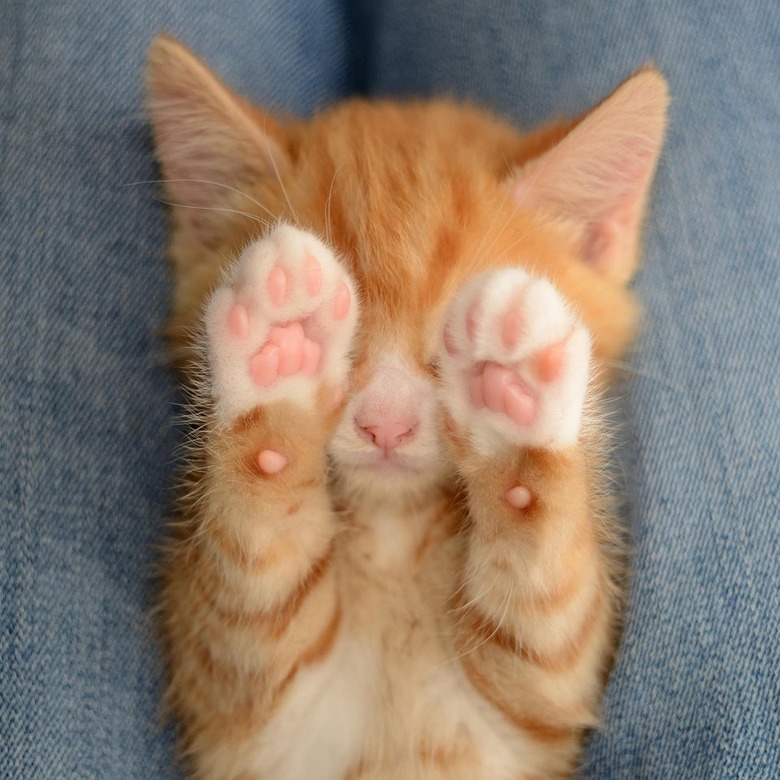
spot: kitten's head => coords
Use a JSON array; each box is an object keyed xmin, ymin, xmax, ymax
[{"xmin": 147, "ymin": 36, "xmax": 668, "ymax": 500}]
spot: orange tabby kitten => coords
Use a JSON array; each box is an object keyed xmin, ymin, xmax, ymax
[{"xmin": 147, "ymin": 35, "xmax": 667, "ymax": 780}]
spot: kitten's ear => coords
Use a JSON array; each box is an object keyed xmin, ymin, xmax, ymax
[
  {"xmin": 146, "ymin": 35, "xmax": 288, "ymax": 243},
  {"xmin": 512, "ymin": 69, "xmax": 669, "ymax": 284}
]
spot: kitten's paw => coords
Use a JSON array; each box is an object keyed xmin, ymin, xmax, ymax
[
  {"xmin": 205, "ymin": 224, "xmax": 358, "ymax": 423},
  {"xmin": 439, "ymin": 269, "xmax": 591, "ymax": 453}
]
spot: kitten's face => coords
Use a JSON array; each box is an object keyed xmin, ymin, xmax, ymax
[
  {"xmin": 293, "ymin": 103, "xmax": 563, "ymax": 494},
  {"xmin": 148, "ymin": 39, "xmax": 666, "ymax": 499},
  {"xmin": 230, "ymin": 104, "xmax": 636, "ymax": 497}
]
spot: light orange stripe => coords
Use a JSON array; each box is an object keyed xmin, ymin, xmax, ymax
[
  {"xmin": 207, "ymin": 522, "xmax": 307, "ymax": 573},
  {"xmin": 271, "ymin": 604, "xmax": 342, "ymax": 706},
  {"xmin": 461, "ymin": 655, "xmax": 578, "ymax": 745},
  {"xmin": 188, "ymin": 632, "xmax": 237, "ymax": 690},
  {"xmin": 413, "ymin": 502, "xmax": 456, "ymax": 562},
  {"xmin": 456, "ymin": 585, "xmax": 605, "ymax": 673},
  {"xmin": 471, "ymin": 520, "xmax": 596, "ymax": 616},
  {"xmin": 343, "ymin": 759, "xmax": 367, "ymax": 780},
  {"xmin": 193, "ymin": 542, "xmax": 335, "ymax": 636},
  {"xmin": 418, "ymin": 739, "xmax": 480, "ymax": 769}
]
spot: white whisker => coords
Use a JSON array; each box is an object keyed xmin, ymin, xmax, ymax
[
  {"xmin": 150, "ymin": 196, "xmax": 271, "ymax": 230},
  {"xmin": 122, "ymin": 177, "xmax": 277, "ymax": 220},
  {"xmin": 599, "ymin": 357, "xmax": 686, "ymax": 392},
  {"xmin": 261, "ymin": 112, "xmax": 298, "ymax": 224},
  {"xmin": 324, "ymin": 164, "xmax": 342, "ymax": 245}
]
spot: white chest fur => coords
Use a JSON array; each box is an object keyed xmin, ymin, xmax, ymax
[{"xmin": 248, "ymin": 629, "xmax": 379, "ymax": 780}]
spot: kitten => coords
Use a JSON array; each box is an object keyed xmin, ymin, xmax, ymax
[{"xmin": 147, "ymin": 34, "xmax": 667, "ymax": 780}]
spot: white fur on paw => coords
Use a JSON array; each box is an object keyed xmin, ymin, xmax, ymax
[
  {"xmin": 205, "ymin": 223, "xmax": 359, "ymax": 424},
  {"xmin": 438, "ymin": 269, "xmax": 591, "ymax": 454}
]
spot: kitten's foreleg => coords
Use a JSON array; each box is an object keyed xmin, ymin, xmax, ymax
[
  {"xmin": 438, "ymin": 269, "xmax": 614, "ymax": 764},
  {"xmin": 163, "ymin": 225, "xmax": 358, "ymax": 759}
]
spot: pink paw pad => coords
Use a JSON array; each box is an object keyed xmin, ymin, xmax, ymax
[
  {"xmin": 504, "ymin": 484, "xmax": 532, "ymax": 509},
  {"xmin": 269, "ymin": 322, "xmax": 305, "ymax": 375},
  {"xmin": 438, "ymin": 268, "xmax": 590, "ymax": 453},
  {"xmin": 250, "ymin": 344, "xmax": 280, "ymax": 386},
  {"xmin": 249, "ymin": 322, "xmax": 322, "ymax": 387},
  {"xmin": 470, "ymin": 362, "xmax": 537, "ymax": 426},
  {"xmin": 257, "ymin": 449, "xmax": 288, "ymax": 474},
  {"xmin": 267, "ymin": 266, "xmax": 288, "ymax": 307},
  {"xmin": 536, "ymin": 341, "xmax": 566, "ymax": 383},
  {"xmin": 206, "ymin": 225, "xmax": 361, "ymax": 424}
]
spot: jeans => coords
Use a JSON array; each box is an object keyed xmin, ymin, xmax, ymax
[{"xmin": 2, "ymin": 1, "xmax": 778, "ymax": 777}]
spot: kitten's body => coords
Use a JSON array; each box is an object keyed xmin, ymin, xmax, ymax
[{"xmin": 148, "ymin": 37, "xmax": 667, "ymax": 779}]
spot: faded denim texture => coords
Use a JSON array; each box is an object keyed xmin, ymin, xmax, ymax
[{"xmin": 1, "ymin": 1, "xmax": 778, "ymax": 778}]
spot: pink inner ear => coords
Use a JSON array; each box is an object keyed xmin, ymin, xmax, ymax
[
  {"xmin": 508, "ymin": 71, "xmax": 667, "ymax": 283},
  {"xmin": 579, "ymin": 190, "xmax": 641, "ymax": 273},
  {"xmin": 510, "ymin": 148, "xmax": 652, "ymax": 280},
  {"xmin": 581, "ymin": 219, "xmax": 618, "ymax": 269}
]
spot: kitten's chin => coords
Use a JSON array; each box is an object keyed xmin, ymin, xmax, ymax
[{"xmin": 330, "ymin": 453, "xmax": 449, "ymax": 500}]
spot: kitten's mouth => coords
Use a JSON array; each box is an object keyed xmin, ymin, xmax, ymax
[
  {"xmin": 337, "ymin": 452, "xmax": 426, "ymax": 476},
  {"xmin": 363, "ymin": 456, "xmax": 419, "ymax": 475}
]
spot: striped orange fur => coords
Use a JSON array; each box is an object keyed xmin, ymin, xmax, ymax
[{"xmin": 148, "ymin": 35, "xmax": 668, "ymax": 780}]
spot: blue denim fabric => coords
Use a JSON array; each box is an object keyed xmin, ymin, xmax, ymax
[{"xmin": 2, "ymin": 1, "xmax": 778, "ymax": 778}]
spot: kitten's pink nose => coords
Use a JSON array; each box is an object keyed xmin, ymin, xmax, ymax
[{"xmin": 358, "ymin": 420, "xmax": 416, "ymax": 451}]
